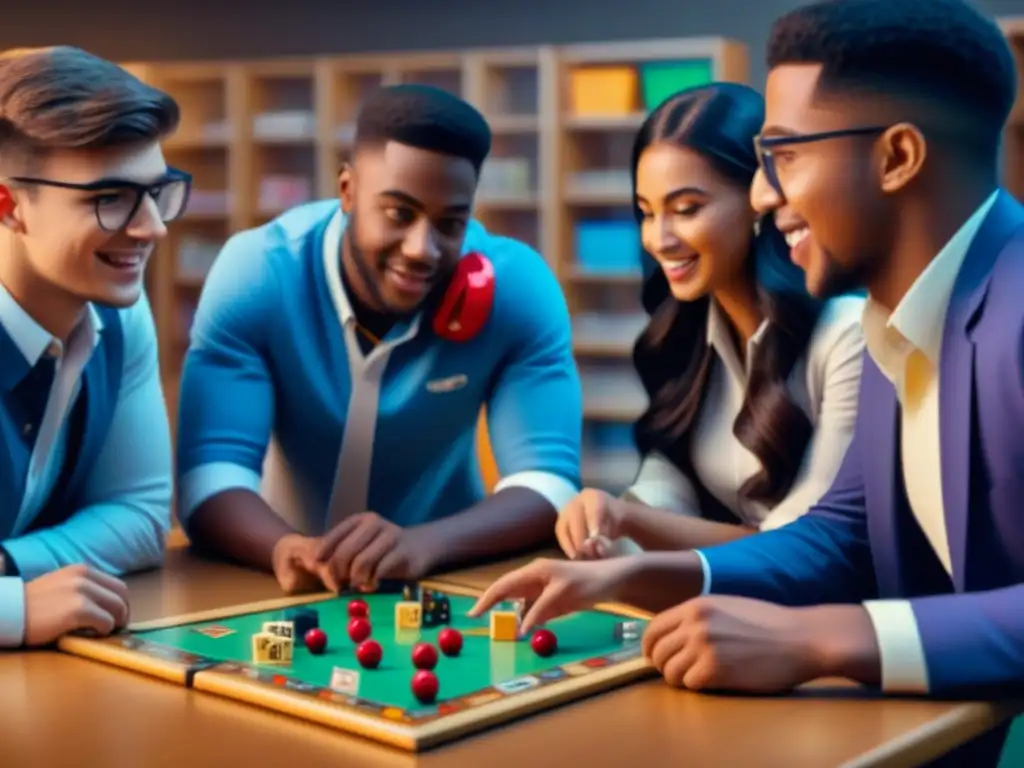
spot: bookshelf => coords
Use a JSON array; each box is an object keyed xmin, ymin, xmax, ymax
[
  {"xmin": 125, "ymin": 37, "xmax": 749, "ymax": 494},
  {"xmin": 1000, "ymin": 19, "xmax": 1024, "ymax": 202}
]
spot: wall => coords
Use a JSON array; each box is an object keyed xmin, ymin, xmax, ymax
[{"xmin": 6, "ymin": 0, "xmax": 1024, "ymax": 90}]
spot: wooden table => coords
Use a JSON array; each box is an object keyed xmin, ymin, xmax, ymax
[{"xmin": 0, "ymin": 546, "xmax": 1017, "ymax": 768}]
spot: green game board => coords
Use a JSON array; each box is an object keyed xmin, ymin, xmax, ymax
[{"xmin": 57, "ymin": 580, "xmax": 654, "ymax": 751}]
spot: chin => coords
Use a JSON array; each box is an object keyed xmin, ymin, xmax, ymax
[
  {"xmin": 89, "ymin": 284, "xmax": 145, "ymax": 309},
  {"xmin": 668, "ymin": 282, "xmax": 710, "ymax": 304}
]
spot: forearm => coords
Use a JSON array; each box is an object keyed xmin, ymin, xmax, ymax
[
  {"xmin": 804, "ymin": 604, "xmax": 882, "ymax": 687},
  {"xmin": 610, "ymin": 551, "xmax": 706, "ymax": 614},
  {"xmin": 621, "ymin": 501, "xmax": 755, "ymax": 550},
  {"xmin": 186, "ymin": 489, "xmax": 297, "ymax": 572},
  {"xmin": 414, "ymin": 488, "xmax": 556, "ymax": 572}
]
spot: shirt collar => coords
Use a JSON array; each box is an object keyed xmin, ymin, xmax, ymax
[
  {"xmin": 863, "ymin": 190, "xmax": 998, "ymax": 375},
  {"xmin": 706, "ymin": 298, "xmax": 770, "ymax": 382},
  {"xmin": 0, "ymin": 278, "xmax": 103, "ymax": 365}
]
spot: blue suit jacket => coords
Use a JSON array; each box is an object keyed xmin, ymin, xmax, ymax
[{"xmin": 699, "ymin": 191, "xmax": 1024, "ymax": 761}]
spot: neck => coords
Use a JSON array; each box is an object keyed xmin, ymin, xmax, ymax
[
  {"xmin": 0, "ymin": 234, "xmax": 86, "ymax": 341},
  {"xmin": 339, "ymin": 231, "xmax": 394, "ymax": 336},
  {"xmin": 712, "ymin": 280, "xmax": 764, "ymax": 356},
  {"xmin": 868, "ymin": 172, "xmax": 997, "ymax": 312}
]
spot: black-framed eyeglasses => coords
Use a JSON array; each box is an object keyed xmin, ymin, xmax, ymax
[
  {"xmin": 7, "ymin": 167, "xmax": 192, "ymax": 232},
  {"xmin": 754, "ymin": 126, "xmax": 888, "ymax": 197}
]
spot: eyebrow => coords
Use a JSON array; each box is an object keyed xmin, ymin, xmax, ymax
[
  {"xmin": 758, "ymin": 126, "xmax": 801, "ymax": 139},
  {"xmin": 379, "ymin": 189, "xmax": 472, "ymax": 214},
  {"xmin": 636, "ymin": 185, "xmax": 709, "ymax": 204}
]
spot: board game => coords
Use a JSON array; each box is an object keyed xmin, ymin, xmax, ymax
[{"xmin": 57, "ymin": 579, "xmax": 654, "ymax": 751}]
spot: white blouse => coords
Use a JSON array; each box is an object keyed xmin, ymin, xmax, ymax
[{"xmin": 610, "ymin": 295, "xmax": 866, "ymax": 552}]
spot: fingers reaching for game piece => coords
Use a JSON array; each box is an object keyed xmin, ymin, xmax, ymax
[
  {"xmin": 468, "ymin": 558, "xmax": 628, "ymax": 635},
  {"xmin": 315, "ymin": 512, "xmax": 432, "ymax": 592},
  {"xmin": 356, "ymin": 639, "xmax": 383, "ymax": 669},
  {"xmin": 411, "ymin": 669, "xmax": 439, "ymax": 704},
  {"xmin": 24, "ymin": 564, "xmax": 131, "ymax": 647},
  {"xmin": 270, "ymin": 534, "xmax": 324, "ymax": 595}
]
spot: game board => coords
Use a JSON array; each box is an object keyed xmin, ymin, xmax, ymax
[{"xmin": 56, "ymin": 579, "xmax": 654, "ymax": 751}]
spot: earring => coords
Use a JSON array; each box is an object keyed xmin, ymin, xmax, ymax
[{"xmin": 753, "ymin": 217, "xmax": 762, "ymax": 237}]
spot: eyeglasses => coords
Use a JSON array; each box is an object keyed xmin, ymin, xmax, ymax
[
  {"xmin": 754, "ymin": 127, "xmax": 888, "ymax": 197},
  {"xmin": 7, "ymin": 167, "xmax": 192, "ymax": 232}
]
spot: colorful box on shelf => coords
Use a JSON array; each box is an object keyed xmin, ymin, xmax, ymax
[
  {"xmin": 639, "ymin": 59, "xmax": 714, "ymax": 110},
  {"xmin": 574, "ymin": 218, "xmax": 642, "ymax": 274},
  {"xmin": 569, "ymin": 66, "xmax": 639, "ymax": 116}
]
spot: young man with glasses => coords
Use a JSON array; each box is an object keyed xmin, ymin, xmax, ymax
[
  {"xmin": 0, "ymin": 47, "xmax": 187, "ymax": 648},
  {"xmin": 469, "ymin": 1, "xmax": 1023, "ymax": 763}
]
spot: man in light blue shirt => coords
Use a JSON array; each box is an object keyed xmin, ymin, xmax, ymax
[
  {"xmin": 178, "ymin": 85, "xmax": 582, "ymax": 593},
  {"xmin": 0, "ymin": 47, "xmax": 183, "ymax": 647}
]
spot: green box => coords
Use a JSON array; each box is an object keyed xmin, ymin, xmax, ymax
[{"xmin": 640, "ymin": 59, "xmax": 714, "ymax": 110}]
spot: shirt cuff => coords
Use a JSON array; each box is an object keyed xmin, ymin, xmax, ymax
[
  {"xmin": 862, "ymin": 599, "xmax": 930, "ymax": 693},
  {"xmin": 178, "ymin": 461, "xmax": 262, "ymax": 522},
  {"xmin": 494, "ymin": 471, "xmax": 579, "ymax": 514},
  {"xmin": 0, "ymin": 577, "xmax": 26, "ymax": 647},
  {"xmin": 693, "ymin": 549, "xmax": 712, "ymax": 595},
  {"xmin": 1, "ymin": 538, "xmax": 57, "ymax": 582}
]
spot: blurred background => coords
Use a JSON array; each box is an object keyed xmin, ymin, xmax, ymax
[{"xmin": 7, "ymin": 0, "xmax": 1024, "ymax": 498}]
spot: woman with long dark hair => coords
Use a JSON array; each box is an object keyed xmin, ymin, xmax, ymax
[{"xmin": 557, "ymin": 83, "xmax": 865, "ymax": 558}]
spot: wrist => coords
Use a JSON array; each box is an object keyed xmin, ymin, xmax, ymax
[{"xmin": 801, "ymin": 605, "xmax": 882, "ymax": 685}]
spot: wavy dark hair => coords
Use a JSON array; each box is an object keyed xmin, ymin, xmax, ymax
[{"xmin": 632, "ymin": 83, "xmax": 823, "ymax": 513}]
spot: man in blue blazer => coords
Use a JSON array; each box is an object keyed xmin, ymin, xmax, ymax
[
  {"xmin": 0, "ymin": 47, "xmax": 183, "ymax": 648},
  {"xmin": 470, "ymin": 0, "xmax": 1023, "ymax": 763}
]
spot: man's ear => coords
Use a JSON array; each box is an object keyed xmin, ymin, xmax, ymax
[
  {"xmin": 878, "ymin": 123, "xmax": 927, "ymax": 194},
  {"xmin": 338, "ymin": 163, "xmax": 354, "ymax": 214},
  {"xmin": 0, "ymin": 186, "xmax": 23, "ymax": 233}
]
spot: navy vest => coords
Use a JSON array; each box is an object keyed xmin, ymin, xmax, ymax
[{"xmin": 0, "ymin": 307, "xmax": 124, "ymax": 538}]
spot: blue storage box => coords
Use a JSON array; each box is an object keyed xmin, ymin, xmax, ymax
[{"xmin": 574, "ymin": 219, "xmax": 642, "ymax": 274}]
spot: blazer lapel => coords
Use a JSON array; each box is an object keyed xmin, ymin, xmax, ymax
[
  {"xmin": 940, "ymin": 191, "xmax": 1024, "ymax": 591},
  {"xmin": 861, "ymin": 360, "xmax": 903, "ymax": 596}
]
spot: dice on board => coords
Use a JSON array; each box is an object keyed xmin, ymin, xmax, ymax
[
  {"xmin": 420, "ymin": 591, "xmax": 451, "ymax": 628},
  {"xmin": 252, "ymin": 631, "xmax": 293, "ymax": 664},
  {"xmin": 489, "ymin": 610, "xmax": 519, "ymax": 641},
  {"xmin": 262, "ymin": 620, "xmax": 294, "ymax": 639},
  {"xmin": 613, "ymin": 620, "xmax": 642, "ymax": 643},
  {"xmin": 395, "ymin": 600, "xmax": 422, "ymax": 630},
  {"xmin": 283, "ymin": 607, "xmax": 319, "ymax": 639}
]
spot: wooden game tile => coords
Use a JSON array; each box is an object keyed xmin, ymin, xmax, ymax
[{"xmin": 192, "ymin": 624, "xmax": 236, "ymax": 639}]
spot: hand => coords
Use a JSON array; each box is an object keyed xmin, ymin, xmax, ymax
[
  {"xmin": 315, "ymin": 512, "xmax": 431, "ymax": 593},
  {"xmin": 555, "ymin": 488, "xmax": 628, "ymax": 560},
  {"xmin": 468, "ymin": 557, "xmax": 630, "ymax": 633},
  {"xmin": 23, "ymin": 565, "xmax": 131, "ymax": 647},
  {"xmin": 641, "ymin": 595, "xmax": 854, "ymax": 693},
  {"xmin": 271, "ymin": 533, "xmax": 324, "ymax": 594}
]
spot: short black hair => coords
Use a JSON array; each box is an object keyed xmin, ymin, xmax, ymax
[
  {"xmin": 0, "ymin": 46, "xmax": 179, "ymax": 171},
  {"xmin": 354, "ymin": 84, "xmax": 491, "ymax": 172},
  {"xmin": 766, "ymin": 0, "xmax": 1016, "ymax": 148}
]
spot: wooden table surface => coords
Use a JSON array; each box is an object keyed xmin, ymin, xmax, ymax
[{"xmin": 1, "ymin": 545, "xmax": 1017, "ymax": 768}]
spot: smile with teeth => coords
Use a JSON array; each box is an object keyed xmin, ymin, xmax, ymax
[
  {"xmin": 784, "ymin": 228, "xmax": 809, "ymax": 248},
  {"xmin": 660, "ymin": 255, "xmax": 698, "ymax": 281},
  {"xmin": 387, "ymin": 263, "xmax": 434, "ymax": 293}
]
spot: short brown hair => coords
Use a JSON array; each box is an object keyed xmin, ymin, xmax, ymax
[{"xmin": 0, "ymin": 46, "xmax": 180, "ymax": 168}]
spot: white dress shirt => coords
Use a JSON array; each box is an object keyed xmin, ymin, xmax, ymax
[
  {"xmin": 857, "ymin": 191, "xmax": 1000, "ymax": 692},
  {"xmin": 0, "ymin": 286, "xmax": 172, "ymax": 647},
  {"xmin": 603, "ymin": 294, "xmax": 865, "ymax": 554}
]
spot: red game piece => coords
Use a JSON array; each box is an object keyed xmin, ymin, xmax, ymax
[
  {"xmin": 411, "ymin": 642, "xmax": 439, "ymax": 670},
  {"xmin": 347, "ymin": 617, "xmax": 372, "ymax": 643},
  {"xmin": 530, "ymin": 629, "xmax": 557, "ymax": 657},
  {"xmin": 437, "ymin": 628, "xmax": 463, "ymax": 657},
  {"xmin": 356, "ymin": 639, "xmax": 382, "ymax": 669},
  {"xmin": 411, "ymin": 669, "xmax": 439, "ymax": 704},
  {"xmin": 348, "ymin": 598, "xmax": 369, "ymax": 618},
  {"xmin": 304, "ymin": 627, "xmax": 328, "ymax": 655}
]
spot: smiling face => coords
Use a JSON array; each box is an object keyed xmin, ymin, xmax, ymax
[
  {"xmin": 0, "ymin": 141, "xmax": 172, "ymax": 327},
  {"xmin": 339, "ymin": 140, "xmax": 477, "ymax": 316},
  {"xmin": 635, "ymin": 141, "xmax": 756, "ymax": 302},
  {"xmin": 751, "ymin": 64, "xmax": 898, "ymax": 298}
]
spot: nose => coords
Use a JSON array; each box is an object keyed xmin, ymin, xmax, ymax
[
  {"xmin": 402, "ymin": 219, "xmax": 441, "ymax": 265},
  {"xmin": 125, "ymin": 194, "xmax": 168, "ymax": 240},
  {"xmin": 750, "ymin": 167, "xmax": 783, "ymax": 218},
  {"xmin": 648, "ymin": 214, "xmax": 681, "ymax": 255}
]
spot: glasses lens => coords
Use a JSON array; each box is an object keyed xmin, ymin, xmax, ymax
[
  {"xmin": 96, "ymin": 191, "xmax": 140, "ymax": 231},
  {"xmin": 155, "ymin": 178, "xmax": 189, "ymax": 222}
]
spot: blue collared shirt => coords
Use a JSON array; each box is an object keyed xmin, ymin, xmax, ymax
[
  {"xmin": 176, "ymin": 201, "xmax": 581, "ymax": 535},
  {"xmin": 0, "ymin": 287, "xmax": 172, "ymax": 647}
]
